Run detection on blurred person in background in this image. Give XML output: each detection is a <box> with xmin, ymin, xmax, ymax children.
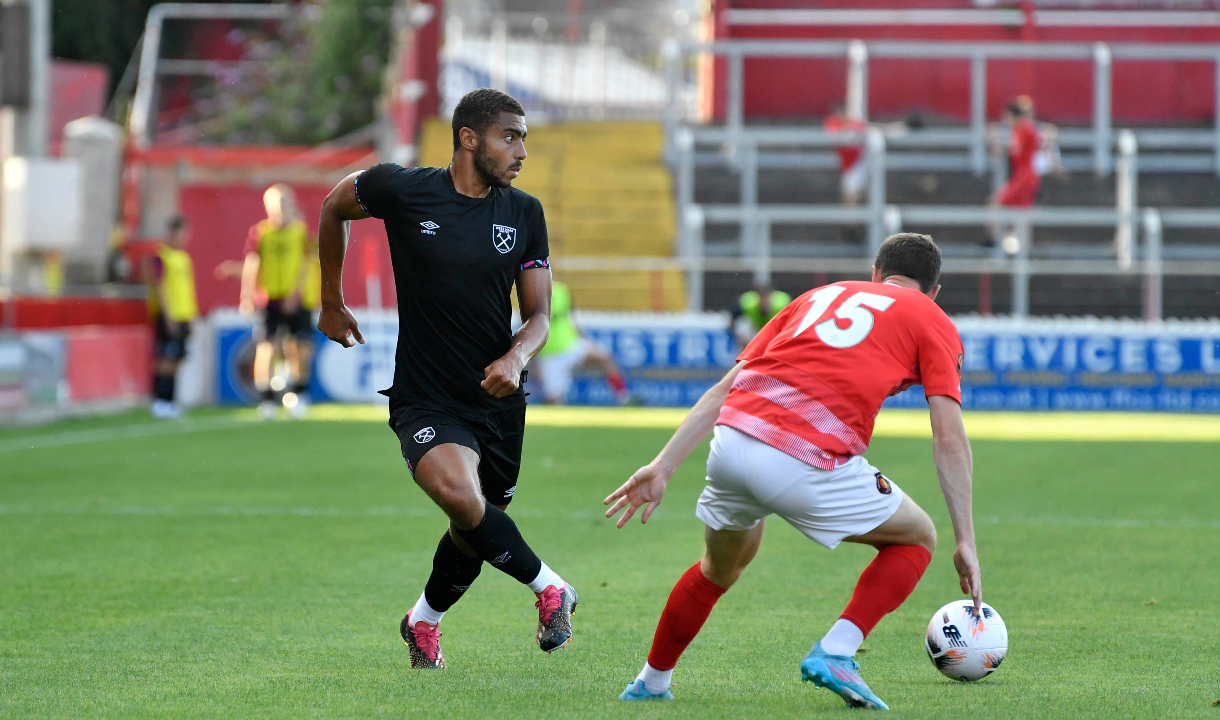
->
<box><xmin>535</xmin><ymin>280</ymin><xmax>630</xmax><ymax>404</ymax></box>
<box><xmin>147</xmin><ymin>216</ymin><xmax>198</xmax><ymax>419</ymax></box>
<box><xmin>824</xmin><ymin>102</ymin><xmax>869</xmax><ymax>209</ymax></box>
<box><xmin>824</xmin><ymin>102</ymin><xmax>920</xmax><ymax>241</ymax></box>
<box><xmin>732</xmin><ymin>284</ymin><xmax>791</xmax><ymax>349</ymax></box>
<box><xmin>989</xmin><ymin>96</ymin><xmax>1041</xmax><ymax>253</ymax></box>
<box><xmin>241</xmin><ymin>184</ymin><xmax>315</xmax><ymax>419</ymax></box>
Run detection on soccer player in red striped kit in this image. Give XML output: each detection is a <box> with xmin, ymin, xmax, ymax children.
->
<box><xmin>605</xmin><ymin>233</ymin><xmax>982</xmax><ymax>710</ymax></box>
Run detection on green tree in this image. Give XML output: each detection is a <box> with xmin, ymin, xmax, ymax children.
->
<box><xmin>204</xmin><ymin>0</ymin><xmax>394</xmax><ymax>144</ymax></box>
<box><xmin>52</xmin><ymin>0</ymin><xmax>393</xmax><ymax>144</ymax></box>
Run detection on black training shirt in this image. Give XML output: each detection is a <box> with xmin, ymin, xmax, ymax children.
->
<box><xmin>354</xmin><ymin>164</ymin><xmax>550</xmax><ymax>412</ymax></box>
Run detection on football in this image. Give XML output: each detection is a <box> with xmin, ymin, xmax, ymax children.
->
<box><xmin>925</xmin><ymin>600</ymin><xmax>1008</xmax><ymax>681</ymax></box>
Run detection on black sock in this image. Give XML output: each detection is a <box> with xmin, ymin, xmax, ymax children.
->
<box><xmin>453</xmin><ymin>502</ymin><xmax>543</xmax><ymax>585</ymax></box>
<box><xmin>153</xmin><ymin>374</ymin><xmax>174</xmax><ymax>402</ymax></box>
<box><xmin>260</xmin><ymin>388</ymin><xmax>274</xmax><ymax>402</ymax></box>
<box><xmin>291</xmin><ymin>380</ymin><xmax>309</xmax><ymax>395</ymax></box>
<box><xmin>422</xmin><ymin>531</ymin><xmax>483</xmax><ymax>612</ymax></box>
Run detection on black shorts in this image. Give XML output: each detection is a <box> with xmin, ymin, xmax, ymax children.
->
<box><xmin>388</xmin><ymin>399</ymin><xmax>527</xmax><ymax>506</ymax></box>
<box><xmin>263</xmin><ymin>300</ymin><xmax>313</xmax><ymax>341</ymax></box>
<box><xmin>154</xmin><ymin>315</ymin><xmax>191</xmax><ymax>360</ymax></box>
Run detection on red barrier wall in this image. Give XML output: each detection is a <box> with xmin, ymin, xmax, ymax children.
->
<box><xmin>0</xmin><ymin>298</ymin><xmax>147</xmax><ymax>329</ymax></box>
<box><xmin>64</xmin><ymin>325</ymin><xmax>152</xmax><ymax>402</ymax></box>
<box><xmin>712</xmin><ymin>1</ymin><xmax>1220</xmax><ymax>123</ymax></box>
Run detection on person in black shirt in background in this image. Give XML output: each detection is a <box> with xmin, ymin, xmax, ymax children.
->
<box><xmin>315</xmin><ymin>89</ymin><xmax>576</xmax><ymax>669</ymax></box>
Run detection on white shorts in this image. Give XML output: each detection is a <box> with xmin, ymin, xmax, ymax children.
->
<box><xmin>536</xmin><ymin>338</ymin><xmax>595</xmax><ymax>400</ymax></box>
<box><xmin>695</xmin><ymin>425</ymin><xmax>903</xmax><ymax>549</ymax></box>
<box><xmin>841</xmin><ymin>157</ymin><xmax>869</xmax><ymax>197</ymax></box>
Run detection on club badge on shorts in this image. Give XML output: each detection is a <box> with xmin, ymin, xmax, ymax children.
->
<box><xmin>413</xmin><ymin>426</ymin><xmax>436</xmax><ymax>444</ymax></box>
<box><xmin>875</xmin><ymin>472</ymin><xmax>893</xmax><ymax>495</ymax></box>
<box><xmin>492</xmin><ymin>224</ymin><xmax>517</xmax><ymax>254</ymax></box>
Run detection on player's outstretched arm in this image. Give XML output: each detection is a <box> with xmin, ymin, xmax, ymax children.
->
<box><xmin>928</xmin><ymin>394</ymin><xmax>982</xmax><ymax>615</ymax></box>
<box><xmin>604</xmin><ymin>360</ymin><xmax>745</xmax><ymax>528</ymax></box>
<box><xmin>316</xmin><ymin>171</ymin><xmax>369</xmax><ymax>348</ymax></box>
<box><xmin>238</xmin><ymin>253</ymin><xmax>259</xmax><ymax>315</ymax></box>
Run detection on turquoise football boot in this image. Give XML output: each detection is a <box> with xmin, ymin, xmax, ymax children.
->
<box><xmin>618</xmin><ymin>679</ymin><xmax>674</xmax><ymax>702</ymax></box>
<box><xmin>800</xmin><ymin>642</ymin><xmax>889</xmax><ymax>710</ymax></box>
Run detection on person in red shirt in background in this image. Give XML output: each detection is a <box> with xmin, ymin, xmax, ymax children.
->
<box><xmin>824</xmin><ymin>101</ymin><xmax>869</xmax><ymax>207</ymax></box>
<box><xmin>994</xmin><ymin>96</ymin><xmax>1040</xmax><ymax>209</ymax></box>
<box><xmin>988</xmin><ymin>96</ymin><xmax>1041</xmax><ymax>253</ymax></box>
<box><xmin>824</xmin><ymin>102</ymin><xmax>920</xmax><ymax>243</ymax></box>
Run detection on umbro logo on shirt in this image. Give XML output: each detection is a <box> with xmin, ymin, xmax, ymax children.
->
<box><xmin>420</xmin><ymin>220</ymin><xmax>439</xmax><ymax>235</ymax></box>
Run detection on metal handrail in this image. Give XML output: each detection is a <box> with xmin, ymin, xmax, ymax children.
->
<box><xmin>673</xmin><ymin>117</ymin><xmax>1219</xmax><ymax>319</ymax></box>
<box><xmin>665</xmin><ymin>39</ymin><xmax>1220</xmax><ymax>178</ymax></box>
<box><xmin>674</xmin><ymin>200</ymin><xmax>1218</xmax><ymax>320</ymax></box>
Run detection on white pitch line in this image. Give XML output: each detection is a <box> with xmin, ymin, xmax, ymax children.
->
<box><xmin>0</xmin><ymin>504</ymin><xmax>1215</xmax><ymax>529</ymax></box>
<box><xmin>0</xmin><ymin>417</ymin><xmax>248</xmax><ymax>454</ymax></box>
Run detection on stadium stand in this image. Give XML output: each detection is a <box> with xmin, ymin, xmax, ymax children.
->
<box><xmin>419</xmin><ymin>117</ymin><xmax>686</xmax><ymax>311</ymax></box>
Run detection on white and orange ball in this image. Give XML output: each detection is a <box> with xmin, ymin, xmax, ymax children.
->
<box><xmin>925</xmin><ymin>600</ymin><xmax>1008</xmax><ymax>681</ymax></box>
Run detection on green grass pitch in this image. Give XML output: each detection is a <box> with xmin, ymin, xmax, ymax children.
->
<box><xmin>2</xmin><ymin>408</ymin><xmax>1218</xmax><ymax>718</ymax></box>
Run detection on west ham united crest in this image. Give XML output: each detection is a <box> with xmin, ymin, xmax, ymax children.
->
<box><xmin>492</xmin><ymin>224</ymin><xmax>517</xmax><ymax>254</ymax></box>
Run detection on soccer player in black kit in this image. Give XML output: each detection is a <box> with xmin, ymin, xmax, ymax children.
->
<box><xmin>315</xmin><ymin>89</ymin><xmax>576</xmax><ymax>669</ymax></box>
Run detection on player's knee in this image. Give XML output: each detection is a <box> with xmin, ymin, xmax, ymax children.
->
<box><xmin>418</xmin><ymin>475</ymin><xmax>483</xmax><ymax>528</ymax></box>
<box><xmin>440</xmin><ymin>492</ymin><xmax>485</xmax><ymax>530</ymax></box>
<box><xmin>921</xmin><ymin>524</ymin><xmax>937</xmax><ymax>555</ymax></box>
<box><xmin>699</xmin><ymin>554</ymin><xmax>741</xmax><ymax>589</ymax></box>
<box><xmin>914</xmin><ymin>512</ymin><xmax>937</xmax><ymax>554</ymax></box>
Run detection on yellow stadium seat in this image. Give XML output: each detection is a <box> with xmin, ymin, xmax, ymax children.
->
<box><xmin>418</xmin><ymin>117</ymin><xmax>684</xmax><ymax>311</ymax></box>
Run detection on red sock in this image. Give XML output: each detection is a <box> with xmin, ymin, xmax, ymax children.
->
<box><xmin>607</xmin><ymin>371</ymin><xmax>627</xmax><ymax>395</ymax></box>
<box><xmin>646</xmin><ymin>563</ymin><xmax>728</xmax><ymax>671</ymax></box>
<box><xmin>839</xmin><ymin>545</ymin><xmax>932</xmax><ymax>636</ymax></box>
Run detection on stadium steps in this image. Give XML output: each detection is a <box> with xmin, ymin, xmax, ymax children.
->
<box><xmin>694</xmin><ymin>164</ymin><xmax>1220</xmax><ymax>318</ymax></box>
<box><xmin>418</xmin><ymin>117</ymin><xmax>683</xmax><ymax>311</ymax></box>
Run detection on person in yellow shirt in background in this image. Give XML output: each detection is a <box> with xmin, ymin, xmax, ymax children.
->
<box><xmin>731</xmin><ymin>284</ymin><xmax>791</xmax><ymax>349</ymax></box>
<box><xmin>535</xmin><ymin>281</ymin><xmax>631</xmax><ymax>405</ymax></box>
<box><xmin>148</xmin><ymin>216</ymin><xmax>198</xmax><ymax>419</ymax></box>
<box><xmin>240</xmin><ymin>184</ymin><xmax>317</xmax><ymax>419</ymax></box>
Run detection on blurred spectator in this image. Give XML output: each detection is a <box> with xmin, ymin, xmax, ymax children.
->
<box><xmin>241</xmin><ymin>185</ymin><xmax>315</xmax><ymax>419</ymax></box>
<box><xmin>732</xmin><ymin>284</ymin><xmax>791</xmax><ymax>348</ymax></box>
<box><xmin>107</xmin><ymin>225</ymin><xmax>131</xmax><ymax>284</ymax></box>
<box><xmin>824</xmin><ymin>102</ymin><xmax>869</xmax><ymax>207</ymax></box>
<box><xmin>987</xmin><ymin>96</ymin><xmax>1056</xmax><ymax>254</ymax></box>
<box><xmin>147</xmin><ymin>216</ymin><xmax>198</xmax><ymax>419</ymax></box>
<box><xmin>534</xmin><ymin>281</ymin><xmax>631</xmax><ymax>404</ymax></box>
<box><xmin>992</xmin><ymin>96</ymin><xmax>1041</xmax><ymax>211</ymax></box>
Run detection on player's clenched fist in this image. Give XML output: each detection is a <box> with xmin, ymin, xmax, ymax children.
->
<box><xmin>318</xmin><ymin>303</ymin><xmax>365</xmax><ymax>348</ymax></box>
<box><xmin>482</xmin><ymin>354</ymin><xmax>523</xmax><ymax>398</ymax></box>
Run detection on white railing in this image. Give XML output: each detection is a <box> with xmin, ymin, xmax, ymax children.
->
<box><xmin>441</xmin><ymin>11</ymin><xmax>696</xmax><ymax>121</ymax></box>
<box><xmin>665</xmin><ymin>39</ymin><xmax>1220</xmax><ymax>177</ymax></box>
<box><xmin>665</xmin><ymin>125</ymin><xmax>1220</xmax><ymax>319</ymax></box>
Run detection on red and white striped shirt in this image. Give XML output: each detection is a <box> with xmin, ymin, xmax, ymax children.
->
<box><xmin>718</xmin><ymin>281</ymin><xmax>963</xmax><ymax>470</ymax></box>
